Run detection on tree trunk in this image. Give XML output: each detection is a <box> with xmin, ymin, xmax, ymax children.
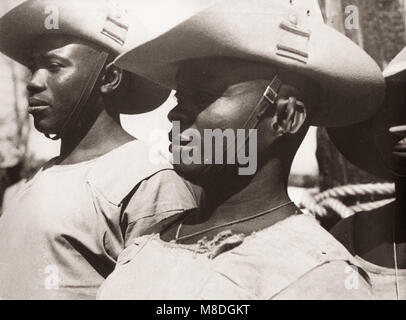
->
<box><xmin>324</xmin><ymin>0</ymin><xmax>346</xmax><ymax>32</ymax></box>
<box><xmin>403</xmin><ymin>0</ymin><xmax>406</xmax><ymax>42</ymax></box>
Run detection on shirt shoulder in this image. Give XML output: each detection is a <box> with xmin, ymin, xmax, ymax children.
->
<box><xmin>218</xmin><ymin>214</ymin><xmax>363</xmax><ymax>299</ymax></box>
<box><xmin>125</xmin><ymin>169</ymin><xmax>201</xmax><ymax>217</ymax></box>
<box><xmin>122</xmin><ymin>169</ymin><xmax>201</xmax><ymax>239</ymax></box>
<box><xmin>255</xmin><ymin>214</ymin><xmax>356</xmax><ymax>263</ymax></box>
<box><xmin>271</xmin><ymin>260</ymin><xmax>373</xmax><ymax>300</ymax></box>
<box><xmin>86</xmin><ymin>140</ymin><xmax>173</xmax><ymax>206</ymax></box>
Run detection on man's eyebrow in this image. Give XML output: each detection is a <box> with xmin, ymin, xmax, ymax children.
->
<box><xmin>176</xmin><ymin>84</ymin><xmax>223</xmax><ymax>97</ymax></box>
<box><xmin>31</xmin><ymin>52</ymin><xmax>71</xmax><ymax>64</ymax></box>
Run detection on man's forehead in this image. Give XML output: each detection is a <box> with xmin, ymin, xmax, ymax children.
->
<box><xmin>31</xmin><ymin>35</ymin><xmax>102</xmax><ymax>59</ymax></box>
<box><xmin>177</xmin><ymin>57</ymin><xmax>277</xmax><ymax>88</ymax></box>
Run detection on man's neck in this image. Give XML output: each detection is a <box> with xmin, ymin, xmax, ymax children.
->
<box><xmin>209</xmin><ymin>161</ymin><xmax>290</xmax><ymax>214</ymax></box>
<box><xmin>177</xmin><ymin>159</ymin><xmax>295</xmax><ymax>243</ymax></box>
<box><xmin>58</xmin><ymin>109</ymin><xmax>134</xmax><ymax>165</ymax></box>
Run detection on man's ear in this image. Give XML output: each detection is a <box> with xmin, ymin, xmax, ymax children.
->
<box><xmin>270</xmin><ymin>97</ymin><xmax>307</xmax><ymax>135</ymax></box>
<box><xmin>100</xmin><ymin>63</ymin><xmax>123</xmax><ymax>94</ymax></box>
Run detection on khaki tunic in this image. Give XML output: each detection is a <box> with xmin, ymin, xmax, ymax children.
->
<box><xmin>98</xmin><ymin>214</ymin><xmax>372</xmax><ymax>300</ymax></box>
<box><xmin>0</xmin><ymin>140</ymin><xmax>199</xmax><ymax>299</ymax></box>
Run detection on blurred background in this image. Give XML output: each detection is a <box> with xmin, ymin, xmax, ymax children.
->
<box><xmin>0</xmin><ymin>0</ymin><xmax>404</xmax><ymax>227</ymax></box>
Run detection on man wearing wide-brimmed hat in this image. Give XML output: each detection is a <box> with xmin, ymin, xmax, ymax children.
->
<box><xmin>97</xmin><ymin>0</ymin><xmax>385</xmax><ymax>299</ymax></box>
<box><xmin>0</xmin><ymin>0</ymin><xmax>201</xmax><ymax>299</ymax></box>
<box><xmin>329</xmin><ymin>49</ymin><xmax>406</xmax><ymax>300</ymax></box>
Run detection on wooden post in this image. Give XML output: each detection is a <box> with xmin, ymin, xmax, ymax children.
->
<box><xmin>324</xmin><ymin>0</ymin><xmax>346</xmax><ymax>33</ymax></box>
<box><xmin>352</xmin><ymin>0</ymin><xmax>364</xmax><ymax>48</ymax></box>
<box><xmin>402</xmin><ymin>0</ymin><xmax>406</xmax><ymax>42</ymax></box>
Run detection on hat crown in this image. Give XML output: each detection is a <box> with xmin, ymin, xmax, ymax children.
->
<box><xmin>115</xmin><ymin>0</ymin><xmax>384</xmax><ymax>127</ymax></box>
<box><xmin>0</xmin><ymin>0</ymin><xmax>135</xmax><ymax>58</ymax></box>
<box><xmin>120</xmin><ymin>0</ymin><xmax>324</xmax><ymax>51</ymax></box>
<box><xmin>203</xmin><ymin>0</ymin><xmax>323</xmax><ymax>25</ymax></box>
<box><xmin>102</xmin><ymin>0</ymin><xmax>130</xmax><ymax>45</ymax></box>
<box><xmin>0</xmin><ymin>0</ymin><xmax>172</xmax><ymax>114</ymax></box>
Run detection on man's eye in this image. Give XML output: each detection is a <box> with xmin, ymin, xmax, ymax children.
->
<box><xmin>47</xmin><ymin>63</ymin><xmax>62</xmax><ymax>71</ymax></box>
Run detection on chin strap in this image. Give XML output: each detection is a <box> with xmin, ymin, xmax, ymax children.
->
<box><xmin>45</xmin><ymin>51</ymin><xmax>110</xmax><ymax>141</ymax></box>
<box><xmin>198</xmin><ymin>74</ymin><xmax>283</xmax><ymax>181</ymax></box>
<box><xmin>235</xmin><ymin>74</ymin><xmax>283</xmax><ymax>156</ymax></box>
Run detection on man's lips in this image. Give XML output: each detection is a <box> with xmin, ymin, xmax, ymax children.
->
<box><xmin>28</xmin><ymin>98</ymin><xmax>50</xmax><ymax>114</ymax></box>
<box><xmin>168</xmin><ymin>131</ymin><xmax>193</xmax><ymax>144</ymax></box>
<box><xmin>28</xmin><ymin>105</ymin><xmax>49</xmax><ymax>113</ymax></box>
<box><xmin>168</xmin><ymin>131</ymin><xmax>195</xmax><ymax>154</ymax></box>
<box><xmin>169</xmin><ymin>144</ymin><xmax>196</xmax><ymax>155</ymax></box>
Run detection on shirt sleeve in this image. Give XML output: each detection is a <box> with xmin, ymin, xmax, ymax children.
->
<box><xmin>121</xmin><ymin>169</ymin><xmax>201</xmax><ymax>246</ymax></box>
<box><xmin>271</xmin><ymin>260</ymin><xmax>373</xmax><ymax>300</ymax></box>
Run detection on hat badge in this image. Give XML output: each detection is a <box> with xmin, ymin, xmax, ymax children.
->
<box><xmin>276</xmin><ymin>9</ymin><xmax>311</xmax><ymax>64</ymax></box>
<box><xmin>101</xmin><ymin>0</ymin><xmax>129</xmax><ymax>46</ymax></box>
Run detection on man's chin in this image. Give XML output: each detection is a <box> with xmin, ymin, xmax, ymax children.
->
<box><xmin>173</xmin><ymin>163</ymin><xmax>209</xmax><ymax>183</ymax></box>
<box><xmin>32</xmin><ymin>120</ymin><xmax>57</xmax><ymax>137</ymax></box>
<box><xmin>173</xmin><ymin>163</ymin><xmax>236</xmax><ymax>186</ymax></box>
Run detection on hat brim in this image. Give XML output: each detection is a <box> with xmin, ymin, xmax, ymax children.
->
<box><xmin>383</xmin><ymin>63</ymin><xmax>406</xmax><ymax>81</ymax></box>
<box><xmin>383</xmin><ymin>47</ymin><xmax>406</xmax><ymax>81</ymax></box>
<box><xmin>0</xmin><ymin>0</ymin><xmax>171</xmax><ymax>114</ymax></box>
<box><xmin>328</xmin><ymin>47</ymin><xmax>406</xmax><ymax>179</ymax></box>
<box><xmin>115</xmin><ymin>4</ymin><xmax>384</xmax><ymax>127</ymax></box>
<box><xmin>328</xmin><ymin>84</ymin><xmax>403</xmax><ymax>181</ymax></box>
<box><xmin>121</xmin><ymin>73</ymin><xmax>171</xmax><ymax>114</ymax></box>
<box><xmin>327</xmin><ymin>121</ymin><xmax>393</xmax><ymax>180</ymax></box>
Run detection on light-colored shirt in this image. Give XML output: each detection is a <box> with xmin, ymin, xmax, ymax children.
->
<box><xmin>332</xmin><ymin>208</ymin><xmax>406</xmax><ymax>300</ymax></box>
<box><xmin>0</xmin><ymin>140</ymin><xmax>200</xmax><ymax>300</ymax></box>
<box><xmin>97</xmin><ymin>213</ymin><xmax>372</xmax><ymax>300</ymax></box>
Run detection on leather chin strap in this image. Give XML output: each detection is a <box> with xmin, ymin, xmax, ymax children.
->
<box><xmin>235</xmin><ymin>75</ymin><xmax>283</xmax><ymax>156</ymax></box>
<box><xmin>198</xmin><ymin>75</ymin><xmax>283</xmax><ymax>180</ymax></box>
<box><xmin>45</xmin><ymin>51</ymin><xmax>110</xmax><ymax>141</ymax></box>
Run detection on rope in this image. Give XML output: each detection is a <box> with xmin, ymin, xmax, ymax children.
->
<box><xmin>314</xmin><ymin>183</ymin><xmax>395</xmax><ymax>202</ymax></box>
<box><xmin>299</xmin><ymin>188</ymin><xmax>328</xmax><ymax>218</ymax></box>
<box><xmin>298</xmin><ymin>183</ymin><xmax>395</xmax><ymax>220</ymax></box>
<box><xmin>350</xmin><ymin>198</ymin><xmax>395</xmax><ymax>213</ymax></box>
<box><xmin>319</xmin><ymin>198</ymin><xmax>355</xmax><ymax>219</ymax></box>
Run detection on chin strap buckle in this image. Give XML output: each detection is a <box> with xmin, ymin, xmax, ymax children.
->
<box><xmin>45</xmin><ymin>133</ymin><xmax>60</xmax><ymax>141</ymax></box>
<box><xmin>254</xmin><ymin>75</ymin><xmax>283</xmax><ymax>120</ymax></box>
<box><xmin>101</xmin><ymin>0</ymin><xmax>129</xmax><ymax>46</ymax></box>
<box><xmin>263</xmin><ymin>75</ymin><xmax>282</xmax><ymax>105</ymax></box>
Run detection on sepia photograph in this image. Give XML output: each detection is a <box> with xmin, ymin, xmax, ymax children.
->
<box><xmin>0</xmin><ymin>0</ymin><xmax>405</xmax><ymax>306</ymax></box>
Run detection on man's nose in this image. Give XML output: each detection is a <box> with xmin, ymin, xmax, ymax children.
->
<box><xmin>167</xmin><ymin>105</ymin><xmax>195</xmax><ymax>125</ymax></box>
<box><xmin>27</xmin><ymin>70</ymin><xmax>47</xmax><ymax>94</ymax></box>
